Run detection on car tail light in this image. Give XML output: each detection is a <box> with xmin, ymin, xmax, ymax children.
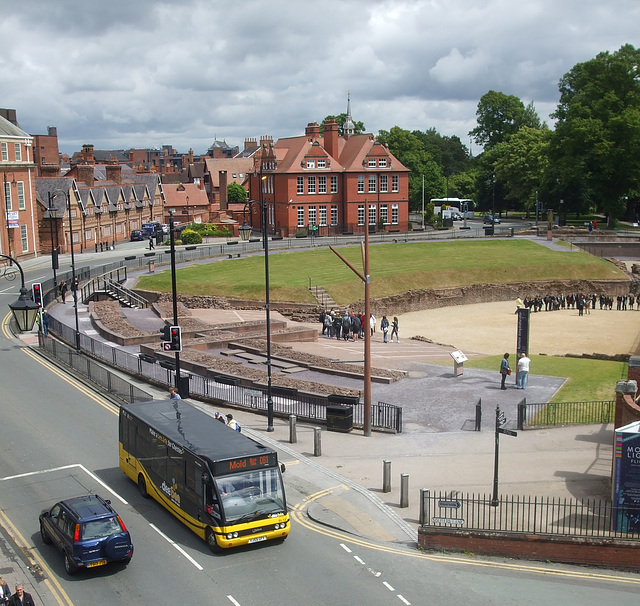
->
<box><xmin>117</xmin><ymin>516</ymin><xmax>127</xmax><ymax>533</ymax></box>
<box><xmin>74</xmin><ymin>524</ymin><xmax>80</xmax><ymax>542</ymax></box>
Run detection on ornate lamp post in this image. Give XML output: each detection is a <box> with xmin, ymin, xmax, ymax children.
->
<box><xmin>1</xmin><ymin>253</ymin><xmax>40</xmax><ymax>331</ymax></box>
<box><xmin>46</xmin><ymin>193</ymin><xmax>59</xmax><ymax>289</ymax></box>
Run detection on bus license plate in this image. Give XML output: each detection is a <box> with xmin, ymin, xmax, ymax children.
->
<box><xmin>248</xmin><ymin>536</ymin><xmax>266</xmax><ymax>544</ymax></box>
<box><xmin>88</xmin><ymin>560</ymin><xmax>107</xmax><ymax>568</ymax></box>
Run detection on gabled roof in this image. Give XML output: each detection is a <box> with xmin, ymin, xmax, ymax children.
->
<box><xmin>0</xmin><ymin>114</ymin><xmax>31</xmax><ymax>139</ymax></box>
<box><xmin>203</xmin><ymin>157</ymin><xmax>253</xmax><ymax>188</ymax></box>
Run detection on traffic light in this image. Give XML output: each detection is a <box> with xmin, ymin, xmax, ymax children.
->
<box><xmin>159</xmin><ymin>324</ymin><xmax>171</xmax><ymax>345</ymax></box>
<box><xmin>32</xmin><ymin>283</ymin><xmax>43</xmax><ymax>307</ymax></box>
<box><xmin>169</xmin><ymin>326</ymin><xmax>182</xmax><ymax>352</ymax></box>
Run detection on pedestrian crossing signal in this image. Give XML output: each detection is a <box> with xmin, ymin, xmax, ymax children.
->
<box><xmin>32</xmin><ymin>283</ymin><xmax>43</xmax><ymax>307</ymax></box>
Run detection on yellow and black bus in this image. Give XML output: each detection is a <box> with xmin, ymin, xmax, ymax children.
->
<box><xmin>119</xmin><ymin>399</ymin><xmax>289</xmax><ymax>552</ymax></box>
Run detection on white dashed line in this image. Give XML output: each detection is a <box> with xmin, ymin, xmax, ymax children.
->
<box><xmin>149</xmin><ymin>523</ymin><xmax>203</xmax><ymax>570</ymax></box>
<box><xmin>340</xmin><ymin>543</ymin><xmax>352</xmax><ymax>553</ymax></box>
<box><xmin>383</xmin><ymin>581</ymin><xmax>395</xmax><ymax>591</ymax></box>
<box><xmin>354</xmin><ymin>555</ymin><xmax>366</xmax><ymax>565</ymax></box>
<box><xmin>397</xmin><ymin>595</ymin><xmax>411</xmax><ymax>605</ymax></box>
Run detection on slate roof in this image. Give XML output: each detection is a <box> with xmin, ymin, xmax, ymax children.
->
<box><xmin>0</xmin><ymin>114</ymin><xmax>30</xmax><ymax>138</ymax></box>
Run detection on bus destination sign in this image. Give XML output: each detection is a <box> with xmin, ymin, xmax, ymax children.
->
<box><xmin>214</xmin><ymin>452</ymin><xmax>278</xmax><ymax>475</ymax></box>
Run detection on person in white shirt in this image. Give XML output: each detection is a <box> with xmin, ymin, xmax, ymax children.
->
<box><xmin>370</xmin><ymin>314</ymin><xmax>376</xmax><ymax>337</ymax></box>
<box><xmin>517</xmin><ymin>353</ymin><xmax>531</xmax><ymax>389</ymax></box>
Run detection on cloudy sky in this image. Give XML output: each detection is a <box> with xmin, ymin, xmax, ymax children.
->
<box><xmin>2</xmin><ymin>0</ymin><xmax>638</xmax><ymax>156</ymax></box>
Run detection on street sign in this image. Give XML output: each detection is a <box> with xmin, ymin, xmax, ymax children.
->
<box><xmin>498</xmin><ymin>428</ymin><xmax>518</xmax><ymax>437</ymax></box>
<box><xmin>437</xmin><ymin>500</ymin><xmax>461</xmax><ymax>509</ymax></box>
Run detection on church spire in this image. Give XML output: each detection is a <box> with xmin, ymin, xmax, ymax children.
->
<box><xmin>343</xmin><ymin>90</ymin><xmax>355</xmax><ymax>137</ymax></box>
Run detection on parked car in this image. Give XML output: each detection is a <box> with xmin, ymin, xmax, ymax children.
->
<box><xmin>130</xmin><ymin>230</ymin><xmax>145</xmax><ymax>241</ymax></box>
<box><xmin>39</xmin><ymin>494</ymin><xmax>133</xmax><ymax>575</ymax></box>
<box><xmin>483</xmin><ymin>214</ymin><xmax>501</xmax><ymax>225</ymax></box>
<box><xmin>451</xmin><ymin>212</ymin><xmax>463</xmax><ymax>221</ymax></box>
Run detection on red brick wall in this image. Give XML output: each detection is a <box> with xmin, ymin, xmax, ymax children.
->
<box><xmin>418</xmin><ymin>527</ymin><xmax>640</xmax><ymax>571</ymax></box>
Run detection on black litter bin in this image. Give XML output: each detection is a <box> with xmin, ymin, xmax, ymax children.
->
<box><xmin>326</xmin><ymin>405</ymin><xmax>353</xmax><ymax>433</ymax></box>
<box><xmin>178</xmin><ymin>373</ymin><xmax>191</xmax><ymax>399</ymax></box>
<box><xmin>483</xmin><ymin>225</ymin><xmax>494</xmax><ymax>236</ymax></box>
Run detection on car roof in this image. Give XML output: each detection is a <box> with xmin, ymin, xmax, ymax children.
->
<box><xmin>62</xmin><ymin>495</ymin><xmax>113</xmax><ymax>520</ymax></box>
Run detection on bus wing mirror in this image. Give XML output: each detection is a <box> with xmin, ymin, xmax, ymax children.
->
<box><xmin>280</xmin><ymin>463</ymin><xmax>286</xmax><ymax>474</ymax></box>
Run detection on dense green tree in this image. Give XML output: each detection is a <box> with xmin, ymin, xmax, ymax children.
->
<box><xmin>320</xmin><ymin>114</ymin><xmax>366</xmax><ymax>135</ymax></box>
<box><xmin>227</xmin><ymin>182</ymin><xmax>248</xmax><ymax>204</ymax></box>
<box><xmin>377</xmin><ymin>126</ymin><xmax>443</xmax><ymax>209</ymax></box>
<box><xmin>551</xmin><ymin>44</ymin><xmax>640</xmax><ymax>226</ymax></box>
<box><xmin>490</xmin><ymin>127</ymin><xmax>551</xmax><ymax>216</ymax></box>
<box><xmin>470</xmin><ymin>90</ymin><xmax>541</xmax><ymax>150</ymax></box>
<box><xmin>411</xmin><ymin>128</ymin><xmax>472</xmax><ymax>175</ymax></box>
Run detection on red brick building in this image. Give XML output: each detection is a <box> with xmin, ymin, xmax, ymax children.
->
<box><xmin>246</xmin><ymin>119</ymin><xmax>410</xmax><ymax>237</ymax></box>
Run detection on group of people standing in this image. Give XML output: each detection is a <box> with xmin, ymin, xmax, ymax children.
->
<box><xmin>319</xmin><ymin>310</ymin><xmax>399</xmax><ymax>343</ymax></box>
<box><xmin>500</xmin><ymin>352</ymin><xmax>530</xmax><ymax>390</ymax></box>
<box><xmin>521</xmin><ymin>292</ymin><xmax>639</xmax><ymax>315</ymax></box>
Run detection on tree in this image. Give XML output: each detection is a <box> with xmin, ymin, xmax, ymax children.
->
<box><xmin>320</xmin><ymin>114</ymin><xmax>366</xmax><ymax>135</ymax></box>
<box><xmin>470</xmin><ymin>90</ymin><xmax>541</xmax><ymax>150</ymax></box>
<box><xmin>227</xmin><ymin>182</ymin><xmax>247</xmax><ymax>204</ymax></box>
<box><xmin>551</xmin><ymin>44</ymin><xmax>640</xmax><ymax>226</ymax></box>
<box><xmin>491</xmin><ymin>127</ymin><xmax>551</xmax><ymax>216</ymax></box>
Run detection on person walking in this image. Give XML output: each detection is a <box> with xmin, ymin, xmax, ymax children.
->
<box><xmin>226</xmin><ymin>413</ymin><xmax>240</xmax><ymax>431</ymax></box>
<box><xmin>0</xmin><ymin>575</ymin><xmax>11</xmax><ymax>604</ymax></box>
<box><xmin>516</xmin><ymin>352</ymin><xmax>531</xmax><ymax>389</ymax></box>
<box><xmin>7</xmin><ymin>584</ymin><xmax>35</xmax><ymax>606</ymax></box>
<box><xmin>41</xmin><ymin>310</ymin><xmax>50</xmax><ymax>337</ymax></box>
<box><xmin>390</xmin><ymin>317</ymin><xmax>399</xmax><ymax>342</ymax></box>
<box><xmin>370</xmin><ymin>313</ymin><xmax>376</xmax><ymax>337</ymax></box>
<box><xmin>59</xmin><ymin>280</ymin><xmax>67</xmax><ymax>304</ymax></box>
<box><xmin>380</xmin><ymin>315</ymin><xmax>389</xmax><ymax>343</ymax></box>
<box><xmin>324</xmin><ymin>311</ymin><xmax>333</xmax><ymax>338</ymax></box>
<box><xmin>500</xmin><ymin>353</ymin><xmax>511</xmax><ymax>390</ymax></box>
<box><xmin>168</xmin><ymin>386</ymin><xmax>181</xmax><ymax>399</ymax></box>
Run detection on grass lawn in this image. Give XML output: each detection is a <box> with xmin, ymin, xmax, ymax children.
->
<box><xmin>135</xmin><ymin>239</ymin><xmax>625</xmax><ymax>304</ymax></box>
<box><xmin>464</xmin><ymin>354</ymin><xmax>627</xmax><ymax>403</ymax></box>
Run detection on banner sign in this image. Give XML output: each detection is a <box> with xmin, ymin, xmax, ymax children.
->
<box><xmin>7</xmin><ymin>211</ymin><xmax>19</xmax><ymax>229</ymax></box>
<box><xmin>516</xmin><ymin>307</ymin><xmax>530</xmax><ymax>355</ymax></box>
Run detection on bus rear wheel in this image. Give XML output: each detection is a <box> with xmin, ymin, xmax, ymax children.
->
<box><xmin>206</xmin><ymin>527</ymin><xmax>222</xmax><ymax>554</ymax></box>
<box><xmin>138</xmin><ymin>474</ymin><xmax>148</xmax><ymax>498</ymax></box>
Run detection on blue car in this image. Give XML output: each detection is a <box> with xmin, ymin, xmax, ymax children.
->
<box><xmin>39</xmin><ymin>494</ymin><xmax>133</xmax><ymax>575</ymax></box>
<box><xmin>130</xmin><ymin>230</ymin><xmax>145</xmax><ymax>241</ymax></box>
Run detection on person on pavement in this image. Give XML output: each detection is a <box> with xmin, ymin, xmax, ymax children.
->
<box><xmin>517</xmin><ymin>352</ymin><xmax>531</xmax><ymax>389</ymax></box>
<box><xmin>500</xmin><ymin>353</ymin><xmax>511</xmax><ymax>390</ymax></box>
<box><xmin>8</xmin><ymin>584</ymin><xmax>35</xmax><ymax>606</ymax></box>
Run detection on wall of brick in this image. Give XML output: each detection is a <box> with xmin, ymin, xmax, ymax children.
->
<box><xmin>418</xmin><ymin>527</ymin><xmax>640</xmax><ymax>571</ymax></box>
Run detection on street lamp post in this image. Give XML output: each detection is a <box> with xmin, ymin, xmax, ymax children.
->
<box><xmin>168</xmin><ymin>210</ymin><xmax>182</xmax><ymax>390</ymax></box>
<box><xmin>241</xmin><ymin>172</ymin><xmax>274</xmax><ymax>431</ymax></box>
<box><xmin>0</xmin><ymin>253</ymin><xmax>40</xmax><ymax>332</ymax></box>
<box><xmin>47</xmin><ymin>193</ymin><xmax>59</xmax><ymax>289</ymax></box>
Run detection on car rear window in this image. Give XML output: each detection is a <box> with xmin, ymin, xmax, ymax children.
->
<box><xmin>81</xmin><ymin>516</ymin><xmax>123</xmax><ymax>540</ymax></box>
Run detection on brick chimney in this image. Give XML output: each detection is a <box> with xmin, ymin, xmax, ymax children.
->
<box><xmin>77</xmin><ymin>164</ymin><xmax>94</xmax><ymax>186</ymax></box>
<box><xmin>81</xmin><ymin>144</ymin><xmax>95</xmax><ymax>164</ymax></box>
<box><xmin>324</xmin><ymin>119</ymin><xmax>339</xmax><ymax>160</ymax></box>
<box><xmin>305</xmin><ymin>122</ymin><xmax>320</xmax><ymax>141</ymax></box>
<box><xmin>219</xmin><ymin>170</ymin><xmax>228</xmax><ymax>211</ymax></box>
<box><xmin>244</xmin><ymin>138</ymin><xmax>257</xmax><ymax>151</ymax></box>
<box><xmin>106</xmin><ymin>163</ymin><xmax>122</xmax><ymax>185</ymax></box>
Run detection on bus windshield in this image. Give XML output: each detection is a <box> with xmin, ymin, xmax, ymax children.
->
<box><xmin>215</xmin><ymin>468</ymin><xmax>286</xmax><ymax>524</ymax></box>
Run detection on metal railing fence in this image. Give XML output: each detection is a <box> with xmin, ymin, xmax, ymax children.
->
<box><xmin>518</xmin><ymin>400</ymin><xmax>615</xmax><ymax>429</ymax></box>
<box><xmin>421</xmin><ymin>491</ymin><xmax>640</xmax><ymax>539</ymax></box>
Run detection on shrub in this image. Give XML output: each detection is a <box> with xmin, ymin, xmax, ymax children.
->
<box><xmin>180</xmin><ymin>229</ymin><xmax>203</xmax><ymax>245</ymax></box>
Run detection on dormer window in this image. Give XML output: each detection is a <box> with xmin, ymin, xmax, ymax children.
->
<box><xmin>379</xmin><ymin>158</ymin><xmax>387</xmax><ymax>167</ymax></box>
<box><xmin>306</xmin><ymin>160</ymin><xmax>315</xmax><ymax>169</ymax></box>
<box><xmin>318</xmin><ymin>159</ymin><xmax>326</xmax><ymax>168</ymax></box>
<box><xmin>368</xmin><ymin>159</ymin><xmax>376</xmax><ymax>168</ymax></box>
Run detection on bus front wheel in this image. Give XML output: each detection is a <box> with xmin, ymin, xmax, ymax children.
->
<box><xmin>206</xmin><ymin>527</ymin><xmax>222</xmax><ymax>554</ymax></box>
<box><xmin>138</xmin><ymin>474</ymin><xmax>149</xmax><ymax>498</ymax></box>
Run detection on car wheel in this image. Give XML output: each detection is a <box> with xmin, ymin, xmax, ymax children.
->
<box><xmin>64</xmin><ymin>552</ymin><xmax>78</xmax><ymax>576</ymax></box>
<box><xmin>138</xmin><ymin>474</ymin><xmax>148</xmax><ymax>498</ymax></box>
<box><xmin>206</xmin><ymin>527</ymin><xmax>222</xmax><ymax>554</ymax></box>
<box><xmin>40</xmin><ymin>522</ymin><xmax>52</xmax><ymax>545</ymax></box>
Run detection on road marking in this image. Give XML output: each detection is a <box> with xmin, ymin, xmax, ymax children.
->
<box><xmin>0</xmin><ymin>463</ymin><xmax>128</xmax><ymax>505</ymax></box>
<box><xmin>227</xmin><ymin>596</ymin><xmax>242</xmax><ymax>605</ymax></box>
<box><xmin>383</xmin><ymin>581</ymin><xmax>395</xmax><ymax>591</ymax></box>
<box><xmin>149</xmin><ymin>524</ymin><xmax>203</xmax><ymax>570</ymax></box>
<box><xmin>354</xmin><ymin>555</ymin><xmax>365</xmax><ymax>565</ymax></box>
<box><xmin>0</xmin><ymin>507</ymin><xmax>74</xmax><ymax>606</ymax></box>
<box><xmin>340</xmin><ymin>543</ymin><xmax>352</xmax><ymax>553</ymax></box>
<box><xmin>397</xmin><ymin>595</ymin><xmax>411</xmax><ymax>605</ymax></box>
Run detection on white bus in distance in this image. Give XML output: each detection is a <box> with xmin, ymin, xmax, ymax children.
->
<box><xmin>430</xmin><ymin>198</ymin><xmax>475</xmax><ymax>219</ymax></box>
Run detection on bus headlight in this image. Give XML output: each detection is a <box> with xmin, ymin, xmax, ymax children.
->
<box><xmin>226</xmin><ymin>532</ymin><xmax>238</xmax><ymax>539</ymax></box>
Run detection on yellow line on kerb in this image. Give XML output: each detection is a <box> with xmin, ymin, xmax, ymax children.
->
<box><xmin>0</xmin><ymin>508</ymin><xmax>74</xmax><ymax>606</ymax></box>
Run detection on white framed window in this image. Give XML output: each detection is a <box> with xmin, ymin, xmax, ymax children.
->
<box><xmin>330</xmin><ymin>176</ymin><xmax>338</xmax><ymax>194</ymax></box>
<box><xmin>297</xmin><ymin>176</ymin><xmax>304</xmax><ymax>194</ymax></box>
<box><xmin>308</xmin><ymin>206</ymin><xmax>317</xmax><ymax>227</ymax></box>
<box><xmin>318</xmin><ymin>176</ymin><xmax>327</xmax><ymax>194</ymax></box>
<box><xmin>357</xmin><ymin>175</ymin><xmax>365</xmax><ymax>193</ymax></box>
<box><xmin>103</xmin><ymin>225</ymin><xmax>111</xmax><ymax>236</ymax></box>
<box><xmin>20</xmin><ymin>224</ymin><xmax>28</xmax><ymax>252</ymax></box>
<box><xmin>381</xmin><ymin>205</ymin><xmax>389</xmax><ymax>224</ymax></box>
<box><xmin>392</xmin><ymin>203</ymin><xmax>399</xmax><ymax>224</ymax></box>
<box><xmin>368</xmin><ymin>159</ymin><xmax>376</xmax><ymax>168</ymax></box>
<box><xmin>318</xmin><ymin>159</ymin><xmax>326</xmax><ymax>168</ymax></box>
<box><xmin>378</xmin><ymin>158</ymin><xmax>387</xmax><ymax>167</ymax></box>
<box><xmin>4</xmin><ymin>182</ymin><xmax>11</xmax><ymax>211</ymax></box>
<box><xmin>319</xmin><ymin>205</ymin><xmax>327</xmax><ymax>226</ymax></box>
<box><xmin>307</xmin><ymin>176</ymin><xmax>316</xmax><ymax>194</ymax></box>
<box><xmin>297</xmin><ymin>207</ymin><xmax>305</xmax><ymax>227</ymax></box>
<box><xmin>331</xmin><ymin>205</ymin><xmax>338</xmax><ymax>226</ymax></box>
<box><xmin>357</xmin><ymin>204</ymin><xmax>365</xmax><ymax>226</ymax></box>
<box><xmin>1</xmin><ymin>142</ymin><xmax>7</xmax><ymax>161</ymax></box>
<box><xmin>380</xmin><ymin>175</ymin><xmax>388</xmax><ymax>192</ymax></box>
<box><xmin>85</xmin><ymin>229</ymin><xmax>93</xmax><ymax>241</ymax></box>
<box><xmin>369</xmin><ymin>204</ymin><xmax>376</xmax><ymax>227</ymax></box>
<box><xmin>392</xmin><ymin>175</ymin><xmax>399</xmax><ymax>192</ymax></box>
<box><xmin>368</xmin><ymin>175</ymin><xmax>376</xmax><ymax>193</ymax></box>
<box><xmin>14</xmin><ymin>143</ymin><xmax>22</xmax><ymax>162</ymax></box>
<box><xmin>17</xmin><ymin>182</ymin><xmax>25</xmax><ymax>210</ymax></box>
<box><xmin>306</xmin><ymin>159</ymin><xmax>315</xmax><ymax>169</ymax></box>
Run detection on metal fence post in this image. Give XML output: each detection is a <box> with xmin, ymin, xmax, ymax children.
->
<box><xmin>313</xmin><ymin>427</ymin><xmax>322</xmax><ymax>457</ymax></box>
<box><xmin>475</xmin><ymin>398</ymin><xmax>482</xmax><ymax>431</ymax></box>
<box><xmin>419</xmin><ymin>489</ymin><xmax>430</xmax><ymax>525</ymax></box>
<box><xmin>400</xmin><ymin>473</ymin><xmax>409</xmax><ymax>508</ymax></box>
<box><xmin>289</xmin><ymin>415</ymin><xmax>297</xmax><ymax>444</ymax></box>
<box><xmin>517</xmin><ymin>398</ymin><xmax>526</xmax><ymax>430</ymax></box>
<box><xmin>383</xmin><ymin>460</ymin><xmax>391</xmax><ymax>493</ymax></box>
